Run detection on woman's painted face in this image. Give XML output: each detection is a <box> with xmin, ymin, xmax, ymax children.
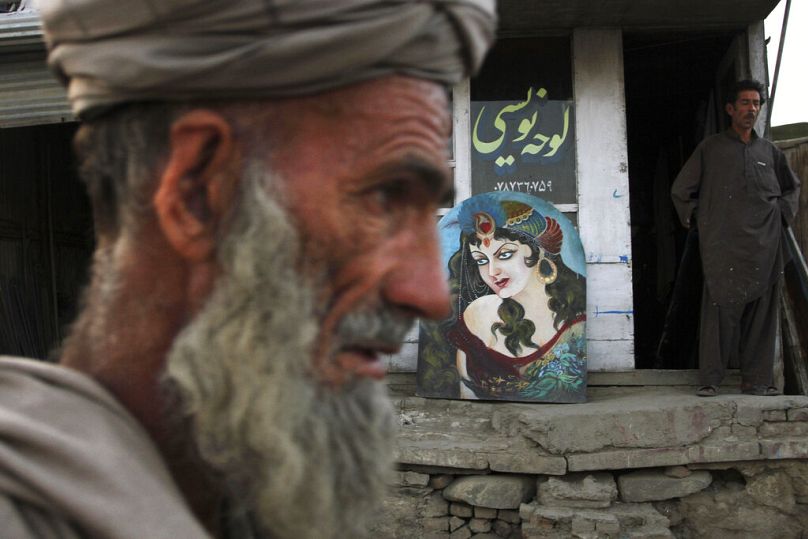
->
<box><xmin>470</xmin><ymin>238</ymin><xmax>534</xmax><ymax>298</ymax></box>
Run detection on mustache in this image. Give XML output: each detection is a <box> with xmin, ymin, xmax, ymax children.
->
<box><xmin>335</xmin><ymin>308</ymin><xmax>414</xmax><ymax>350</ymax></box>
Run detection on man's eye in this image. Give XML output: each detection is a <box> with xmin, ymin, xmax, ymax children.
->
<box><xmin>498</xmin><ymin>251</ymin><xmax>515</xmax><ymax>260</ymax></box>
<box><xmin>370</xmin><ymin>179</ymin><xmax>410</xmax><ymax>211</ymax></box>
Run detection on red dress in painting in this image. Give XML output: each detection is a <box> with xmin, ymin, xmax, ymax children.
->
<box><xmin>446</xmin><ymin>313</ymin><xmax>585</xmax><ymax>399</ymax></box>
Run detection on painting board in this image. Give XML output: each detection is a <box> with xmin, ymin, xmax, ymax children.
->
<box><xmin>417</xmin><ymin>192</ymin><xmax>587</xmax><ymax>403</ymax></box>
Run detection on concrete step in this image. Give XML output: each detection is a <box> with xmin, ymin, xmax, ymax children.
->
<box><xmin>393</xmin><ymin>386</ymin><xmax>808</xmax><ymax>475</ymax></box>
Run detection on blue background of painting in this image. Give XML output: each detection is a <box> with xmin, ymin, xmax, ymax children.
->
<box><xmin>438</xmin><ymin>192</ymin><xmax>586</xmax><ymax>278</ymax></box>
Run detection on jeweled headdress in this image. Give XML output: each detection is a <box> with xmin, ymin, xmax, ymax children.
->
<box><xmin>458</xmin><ymin>198</ymin><xmax>562</xmax><ymax>255</ymax></box>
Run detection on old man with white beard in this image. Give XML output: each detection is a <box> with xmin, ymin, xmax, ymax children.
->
<box><xmin>0</xmin><ymin>2</ymin><xmax>496</xmax><ymax>538</ymax></box>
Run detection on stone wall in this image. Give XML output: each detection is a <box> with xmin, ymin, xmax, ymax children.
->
<box><xmin>373</xmin><ymin>390</ymin><xmax>808</xmax><ymax>538</ymax></box>
<box><xmin>371</xmin><ymin>460</ymin><xmax>808</xmax><ymax>538</ymax></box>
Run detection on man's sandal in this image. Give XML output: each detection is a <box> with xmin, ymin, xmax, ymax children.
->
<box><xmin>741</xmin><ymin>385</ymin><xmax>781</xmax><ymax>396</ymax></box>
<box><xmin>696</xmin><ymin>385</ymin><xmax>718</xmax><ymax>397</ymax></box>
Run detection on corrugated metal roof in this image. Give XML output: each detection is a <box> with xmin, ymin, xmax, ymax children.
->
<box><xmin>0</xmin><ymin>11</ymin><xmax>72</xmax><ymax>128</ymax></box>
<box><xmin>0</xmin><ymin>9</ymin><xmax>42</xmax><ymax>48</ymax></box>
<box><xmin>0</xmin><ymin>51</ymin><xmax>72</xmax><ymax>128</ymax></box>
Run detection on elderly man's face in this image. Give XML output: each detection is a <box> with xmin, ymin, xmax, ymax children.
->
<box><xmin>161</xmin><ymin>76</ymin><xmax>453</xmax><ymax>538</ymax></box>
<box><xmin>267</xmin><ymin>76</ymin><xmax>453</xmax><ymax>386</ymax></box>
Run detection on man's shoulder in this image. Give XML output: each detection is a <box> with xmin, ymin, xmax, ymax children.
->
<box><xmin>0</xmin><ymin>492</ymin><xmax>84</xmax><ymax>539</ymax></box>
<box><xmin>0</xmin><ymin>356</ymin><xmax>161</xmax><ymax>486</ymax></box>
<box><xmin>752</xmin><ymin>134</ymin><xmax>783</xmax><ymax>154</ymax></box>
<box><xmin>0</xmin><ymin>356</ymin><xmax>129</xmax><ymax>424</ymax></box>
<box><xmin>0</xmin><ymin>357</ymin><xmax>209</xmax><ymax>539</ymax></box>
<box><xmin>698</xmin><ymin>131</ymin><xmax>734</xmax><ymax>151</ymax></box>
<box><xmin>1</xmin><ymin>355</ymin><xmax>110</xmax><ymax>392</ymax></box>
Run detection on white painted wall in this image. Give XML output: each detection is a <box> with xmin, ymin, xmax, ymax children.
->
<box><xmin>452</xmin><ymin>78</ymin><xmax>472</xmax><ymax>205</ymax></box>
<box><xmin>573</xmin><ymin>28</ymin><xmax>634</xmax><ymax>370</ymax></box>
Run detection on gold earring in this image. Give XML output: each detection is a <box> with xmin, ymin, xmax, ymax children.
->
<box><xmin>538</xmin><ymin>257</ymin><xmax>557</xmax><ymax>285</ymax></box>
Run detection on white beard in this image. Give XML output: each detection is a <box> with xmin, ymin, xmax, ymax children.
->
<box><xmin>162</xmin><ymin>169</ymin><xmax>399</xmax><ymax>539</ymax></box>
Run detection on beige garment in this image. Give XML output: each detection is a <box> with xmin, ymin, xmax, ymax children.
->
<box><xmin>0</xmin><ymin>356</ymin><xmax>209</xmax><ymax>539</ymax></box>
<box><xmin>37</xmin><ymin>0</ymin><xmax>497</xmax><ymax>119</ymax></box>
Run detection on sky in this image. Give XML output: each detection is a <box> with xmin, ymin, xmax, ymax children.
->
<box><xmin>765</xmin><ymin>0</ymin><xmax>808</xmax><ymax>126</ymax></box>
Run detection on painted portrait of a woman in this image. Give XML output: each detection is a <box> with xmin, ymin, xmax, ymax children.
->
<box><xmin>417</xmin><ymin>192</ymin><xmax>587</xmax><ymax>403</ymax></box>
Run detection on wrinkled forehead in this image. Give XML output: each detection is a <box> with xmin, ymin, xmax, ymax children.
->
<box><xmin>255</xmin><ymin>74</ymin><xmax>454</xmax><ymax>196</ymax></box>
<box><xmin>271</xmin><ymin>76</ymin><xmax>451</xmax><ymax>134</ymax></box>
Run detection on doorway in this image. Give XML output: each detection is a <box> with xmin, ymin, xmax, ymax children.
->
<box><xmin>623</xmin><ymin>30</ymin><xmax>738</xmax><ymax>369</ymax></box>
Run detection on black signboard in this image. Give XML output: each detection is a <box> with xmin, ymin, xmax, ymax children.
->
<box><xmin>471</xmin><ymin>87</ymin><xmax>576</xmax><ymax>203</ymax></box>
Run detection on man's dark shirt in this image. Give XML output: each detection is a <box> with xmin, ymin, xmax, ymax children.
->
<box><xmin>671</xmin><ymin>129</ymin><xmax>800</xmax><ymax>305</ymax></box>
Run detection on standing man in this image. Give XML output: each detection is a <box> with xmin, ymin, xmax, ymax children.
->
<box><xmin>672</xmin><ymin>79</ymin><xmax>800</xmax><ymax>397</ymax></box>
<box><xmin>0</xmin><ymin>2</ymin><xmax>496</xmax><ymax>538</ymax></box>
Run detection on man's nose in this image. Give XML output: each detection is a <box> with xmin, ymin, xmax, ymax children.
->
<box><xmin>383</xmin><ymin>228</ymin><xmax>450</xmax><ymax>320</ymax></box>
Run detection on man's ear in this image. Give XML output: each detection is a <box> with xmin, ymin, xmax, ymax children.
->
<box><xmin>154</xmin><ymin>110</ymin><xmax>240</xmax><ymax>262</ymax></box>
<box><xmin>725</xmin><ymin>102</ymin><xmax>735</xmax><ymax>116</ymax></box>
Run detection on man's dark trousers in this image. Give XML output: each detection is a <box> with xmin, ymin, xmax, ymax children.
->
<box><xmin>699</xmin><ymin>279</ymin><xmax>781</xmax><ymax>388</ymax></box>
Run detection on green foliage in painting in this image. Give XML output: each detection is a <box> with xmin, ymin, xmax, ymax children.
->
<box><xmin>416</xmin><ymin>319</ymin><xmax>459</xmax><ymax>398</ymax></box>
<box><xmin>521</xmin><ymin>335</ymin><xmax>586</xmax><ymax>400</ymax></box>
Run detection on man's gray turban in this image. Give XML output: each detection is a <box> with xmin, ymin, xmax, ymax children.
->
<box><xmin>37</xmin><ymin>0</ymin><xmax>497</xmax><ymax>119</ymax></box>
